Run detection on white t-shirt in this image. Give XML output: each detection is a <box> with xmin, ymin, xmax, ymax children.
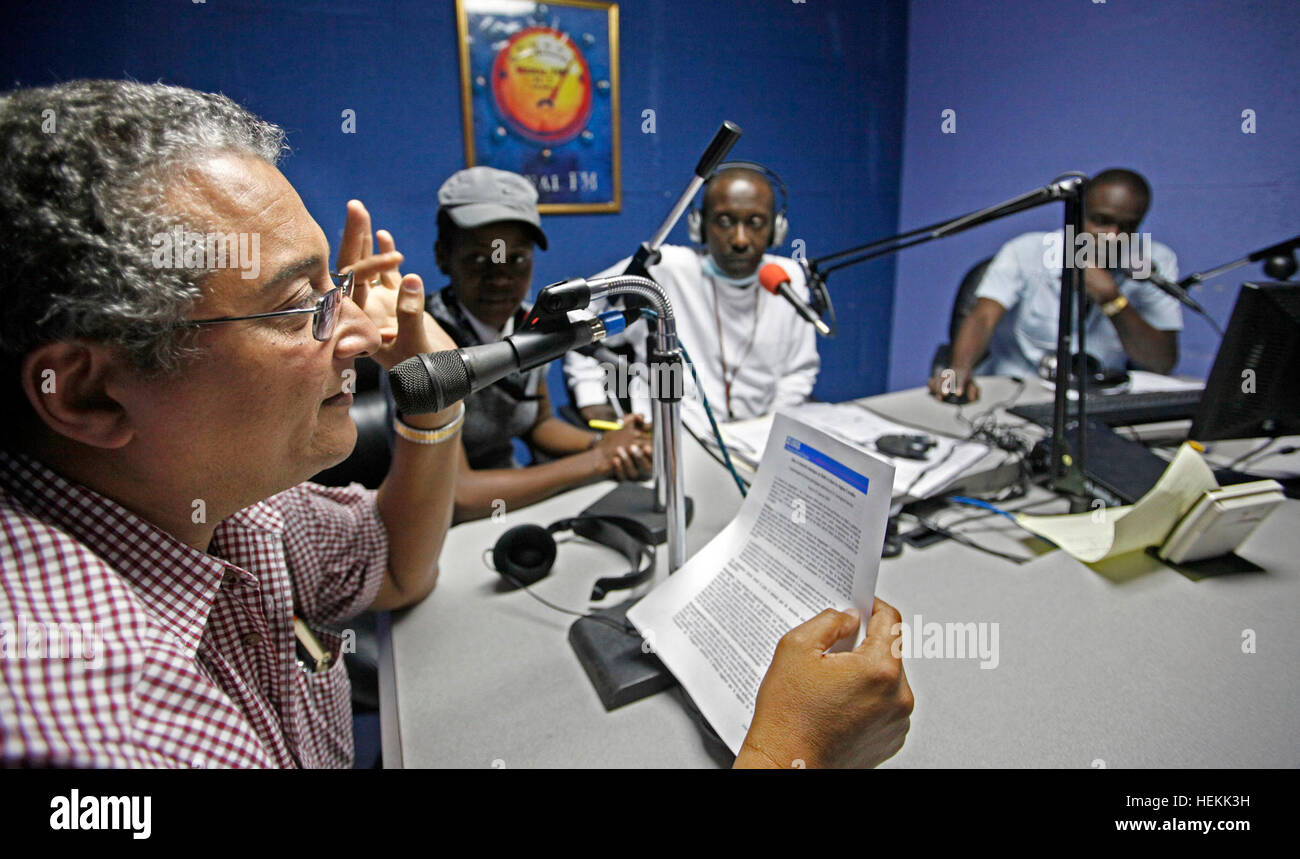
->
<box><xmin>975</xmin><ymin>230</ymin><xmax>1183</xmax><ymax>378</ymax></box>
<box><xmin>563</xmin><ymin>245</ymin><xmax>820</xmax><ymax>423</ymax></box>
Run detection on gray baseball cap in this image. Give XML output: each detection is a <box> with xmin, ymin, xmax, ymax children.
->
<box><xmin>437</xmin><ymin>166</ymin><xmax>548</xmax><ymax>250</ymax></box>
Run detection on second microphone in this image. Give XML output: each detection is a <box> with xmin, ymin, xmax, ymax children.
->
<box><xmin>389</xmin><ymin>310</ymin><xmax>627</xmax><ymax>415</ymax></box>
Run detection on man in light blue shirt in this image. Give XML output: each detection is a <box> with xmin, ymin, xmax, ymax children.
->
<box><xmin>929</xmin><ymin>169</ymin><xmax>1182</xmax><ymax>402</ymax></box>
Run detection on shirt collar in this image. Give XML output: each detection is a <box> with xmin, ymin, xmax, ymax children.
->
<box><xmin>0</xmin><ymin>449</ymin><xmax>263</xmax><ymax>658</ymax></box>
<box><xmin>437</xmin><ymin>285</ymin><xmax>522</xmax><ymax>345</ymax></box>
<box><xmin>464</xmin><ymin>306</ymin><xmax>514</xmax><ymax>343</ymax></box>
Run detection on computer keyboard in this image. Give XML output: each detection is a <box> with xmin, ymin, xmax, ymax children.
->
<box><xmin>1008</xmin><ymin>389</ymin><xmax>1203</xmax><ymax>428</ymax></box>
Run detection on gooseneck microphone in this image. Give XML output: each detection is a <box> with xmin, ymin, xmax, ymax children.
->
<box><xmin>1137</xmin><ymin>266</ymin><xmax>1208</xmax><ymax>315</ymax></box>
<box><xmin>389</xmin><ymin>311</ymin><xmax>626</xmax><ymax>414</ymax></box>
<box><xmin>759</xmin><ymin>263</ymin><xmax>830</xmax><ymax>336</ymax></box>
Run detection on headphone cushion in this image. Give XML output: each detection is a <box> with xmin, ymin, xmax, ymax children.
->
<box><xmin>492</xmin><ymin>523</ymin><xmax>557</xmax><ymax>585</ymax></box>
<box><xmin>771</xmin><ymin>213</ymin><xmax>788</xmax><ymax>248</ymax></box>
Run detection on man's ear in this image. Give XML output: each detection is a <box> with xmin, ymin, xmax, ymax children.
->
<box><xmin>20</xmin><ymin>341</ymin><xmax>135</xmax><ymax>449</ymax></box>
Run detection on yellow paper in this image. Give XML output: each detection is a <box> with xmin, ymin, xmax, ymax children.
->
<box><xmin>1015</xmin><ymin>443</ymin><xmax>1220</xmax><ymax>563</ymax></box>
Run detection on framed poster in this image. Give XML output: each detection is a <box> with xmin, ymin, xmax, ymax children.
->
<box><xmin>456</xmin><ymin>0</ymin><xmax>621</xmax><ymax>214</ymax></box>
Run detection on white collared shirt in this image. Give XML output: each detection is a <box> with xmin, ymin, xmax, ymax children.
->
<box><xmin>975</xmin><ymin>230</ymin><xmax>1183</xmax><ymax>378</ymax></box>
<box><xmin>563</xmin><ymin>246</ymin><xmax>820</xmax><ymax>423</ymax></box>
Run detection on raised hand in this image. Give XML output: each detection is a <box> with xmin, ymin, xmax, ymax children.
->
<box><xmin>335</xmin><ymin>199</ymin><xmax>456</xmax><ymax>369</ymax></box>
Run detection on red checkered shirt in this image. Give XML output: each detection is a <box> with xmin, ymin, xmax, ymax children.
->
<box><xmin>0</xmin><ymin>449</ymin><xmax>387</xmax><ymax>768</ymax></box>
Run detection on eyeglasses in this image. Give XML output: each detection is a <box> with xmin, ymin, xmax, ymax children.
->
<box><xmin>178</xmin><ymin>270</ymin><xmax>355</xmax><ymax>342</ymax></box>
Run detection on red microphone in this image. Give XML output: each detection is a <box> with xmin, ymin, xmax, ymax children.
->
<box><xmin>759</xmin><ymin>263</ymin><xmax>830</xmax><ymax>336</ymax></box>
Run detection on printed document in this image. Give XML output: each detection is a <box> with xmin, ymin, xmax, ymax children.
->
<box><xmin>628</xmin><ymin>413</ymin><xmax>896</xmax><ymax>754</ymax></box>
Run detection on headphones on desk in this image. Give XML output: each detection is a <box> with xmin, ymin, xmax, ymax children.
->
<box><xmin>487</xmin><ymin>515</ymin><xmax>655</xmax><ymax>601</ymax></box>
<box><xmin>686</xmin><ymin>160</ymin><xmax>790</xmax><ymax>248</ymax></box>
<box><xmin>1036</xmin><ymin>352</ymin><xmax>1130</xmax><ymax>389</ymax></box>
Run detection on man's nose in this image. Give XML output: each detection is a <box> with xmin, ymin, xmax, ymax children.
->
<box><xmin>730</xmin><ymin>225</ymin><xmax>751</xmax><ymax>249</ymax></box>
<box><xmin>484</xmin><ymin>268</ymin><xmax>522</xmax><ymax>284</ymax></box>
<box><xmin>335</xmin><ymin>293</ymin><xmax>381</xmax><ymax>359</ymax></box>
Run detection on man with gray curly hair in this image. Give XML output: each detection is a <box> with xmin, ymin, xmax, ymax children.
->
<box><xmin>0</xmin><ymin>80</ymin><xmax>913</xmax><ymax>769</ymax></box>
<box><xmin>0</xmin><ymin>79</ymin><xmax>466</xmax><ymax>767</ymax></box>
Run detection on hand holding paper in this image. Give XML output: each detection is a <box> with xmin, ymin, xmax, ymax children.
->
<box><xmin>629</xmin><ymin>414</ymin><xmax>909</xmax><ymax>765</ymax></box>
<box><xmin>734</xmin><ymin>600</ymin><xmax>914</xmax><ymax>769</ymax></box>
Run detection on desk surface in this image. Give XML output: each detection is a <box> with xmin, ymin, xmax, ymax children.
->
<box><xmin>380</xmin><ymin>381</ymin><xmax>1300</xmax><ymax>768</ymax></box>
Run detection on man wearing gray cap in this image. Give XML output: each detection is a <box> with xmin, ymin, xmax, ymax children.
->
<box><xmin>421</xmin><ymin>166</ymin><xmax>655</xmax><ymax>522</ymax></box>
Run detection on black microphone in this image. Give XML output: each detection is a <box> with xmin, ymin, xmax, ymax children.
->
<box><xmin>695</xmin><ymin>120</ymin><xmax>743</xmax><ymax>178</ymax></box>
<box><xmin>759</xmin><ymin>263</ymin><xmax>830</xmax><ymax>336</ymax></box>
<box><xmin>1132</xmin><ymin>265</ymin><xmax>1208</xmax><ymax>315</ymax></box>
<box><xmin>389</xmin><ymin>311</ymin><xmax>626</xmax><ymax>414</ymax></box>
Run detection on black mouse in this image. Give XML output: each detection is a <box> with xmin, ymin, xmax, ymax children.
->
<box><xmin>942</xmin><ymin>390</ymin><xmax>970</xmax><ymax>405</ymax></box>
<box><xmin>876</xmin><ymin>433</ymin><xmax>937</xmax><ymax>460</ymax></box>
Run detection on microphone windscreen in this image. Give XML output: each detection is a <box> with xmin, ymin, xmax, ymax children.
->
<box><xmin>759</xmin><ymin>262</ymin><xmax>790</xmax><ymax>293</ymax></box>
<box><xmin>389</xmin><ymin>351</ymin><xmax>469</xmax><ymax>415</ymax></box>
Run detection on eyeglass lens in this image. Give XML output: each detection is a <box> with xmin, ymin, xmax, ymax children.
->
<box><xmin>314</xmin><ymin>288</ymin><xmax>340</xmax><ymax>341</ymax></box>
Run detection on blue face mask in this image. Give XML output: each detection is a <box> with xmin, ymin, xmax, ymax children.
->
<box><xmin>702</xmin><ymin>253</ymin><xmax>759</xmax><ymax>287</ymax></box>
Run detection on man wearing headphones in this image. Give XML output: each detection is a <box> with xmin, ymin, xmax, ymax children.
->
<box><xmin>564</xmin><ymin>164</ymin><xmax>820</xmax><ymax>424</ymax></box>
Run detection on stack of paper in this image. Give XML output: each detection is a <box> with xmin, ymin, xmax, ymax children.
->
<box><xmin>1014</xmin><ymin>443</ymin><xmax>1220</xmax><ymax>563</ymax></box>
<box><xmin>1037</xmin><ymin>369</ymin><xmax>1204</xmax><ymax>400</ymax></box>
<box><xmin>686</xmin><ymin>401</ymin><xmax>989</xmax><ymax>501</ymax></box>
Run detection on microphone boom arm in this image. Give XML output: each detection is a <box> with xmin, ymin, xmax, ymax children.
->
<box><xmin>809</xmin><ymin>176</ymin><xmax>1086</xmax><ymax>277</ymax></box>
<box><xmin>804</xmin><ymin>173</ymin><xmax>1096</xmax><ymax>508</ymax></box>
<box><xmin>1177</xmin><ymin>234</ymin><xmax>1300</xmax><ymax>289</ymax></box>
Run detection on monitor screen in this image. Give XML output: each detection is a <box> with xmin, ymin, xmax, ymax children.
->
<box><xmin>1190</xmin><ymin>282</ymin><xmax>1300</xmax><ymax>442</ymax></box>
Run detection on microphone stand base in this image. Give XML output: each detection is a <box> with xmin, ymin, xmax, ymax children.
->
<box><xmin>1031</xmin><ymin>438</ymin><xmax>1095</xmax><ymax>513</ymax></box>
<box><xmin>569</xmin><ymin>484</ymin><xmax>696</xmax><ymax>710</ymax></box>
<box><xmin>581</xmin><ymin>483</ymin><xmax>694</xmax><ymax>545</ymax></box>
<box><xmin>568</xmin><ymin>598</ymin><xmax>676</xmax><ymax>711</ymax></box>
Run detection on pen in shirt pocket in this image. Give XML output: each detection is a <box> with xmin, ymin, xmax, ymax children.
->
<box><xmin>293</xmin><ymin>615</ymin><xmax>332</xmax><ymax>674</ymax></box>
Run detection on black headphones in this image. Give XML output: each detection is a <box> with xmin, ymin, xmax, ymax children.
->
<box><xmin>687</xmin><ymin>160</ymin><xmax>790</xmax><ymax>248</ymax></box>
<box><xmin>489</xmin><ymin>516</ymin><xmax>655</xmax><ymax>600</ymax></box>
<box><xmin>1036</xmin><ymin>351</ymin><xmax>1130</xmax><ymax>389</ymax></box>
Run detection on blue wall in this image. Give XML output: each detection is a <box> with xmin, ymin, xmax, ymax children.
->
<box><xmin>5</xmin><ymin>0</ymin><xmax>907</xmax><ymax>405</ymax></box>
<box><xmin>890</xmin><ymin>0</ymin><xmax>1300</xmax><ymax>390</ymax></box>
<box><xmin>9</xmin><ymin>1</ymin><xmax>1297</xmax><ymax>399</ymax></box>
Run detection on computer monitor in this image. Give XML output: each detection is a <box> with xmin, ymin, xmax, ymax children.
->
<box><xmin>1190</xmin><ymin>282</ymin><xmax>1300</xmax><ymax>442</ymax></box>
